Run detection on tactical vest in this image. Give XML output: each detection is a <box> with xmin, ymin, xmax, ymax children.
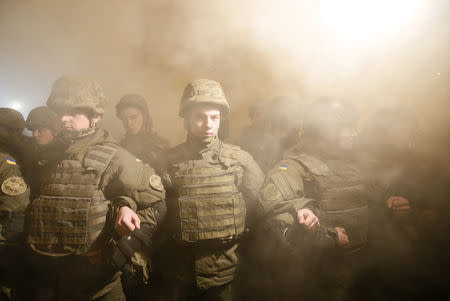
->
<box><xmin>172</xmin><ymin>142</ymin><xmax>245</xmax><ymax>243</ymax></box>
<box><xmin>290</xmin><ymin>153</ymin><xmax>368</xmax><ymax>250</ymax></box>
<box><xmin>28</xmin><ymin>144</ymin><xmax>118</xmax><ymax>256</ymax></box>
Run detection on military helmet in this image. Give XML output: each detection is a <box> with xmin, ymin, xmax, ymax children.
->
<box><xmin>25</xmin><ymin>106</ymin><xmax>62</xmax><ymax>134</ymax></box>
<box><xmin>116</xmin><ymin>94</ymin><xmax>153</xmax><ymax>129</ymax></box>
<box><xmin>179</xmin><ymin>79</ymin><xmax>230</xmax><ymax>117</ymax></box>
<box><xmin>303</xmin><ymin>98</ymin><xmax>357</xmax><ymax>132</ymax></box>
<box><xmin>46</xmin><ymin>76</ymin><xmax>106</xmax><ymax>115</ymax></box>
<box><xmin>0</xmin><ymin>108</ymin><xmax>25</xmax><ymax>130</ymax></box>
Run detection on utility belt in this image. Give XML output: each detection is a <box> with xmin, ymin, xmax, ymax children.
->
<box><xmin>172</xmin><ymin>229</ymin><xmax>248</xmax><ymax>250</ymax></box>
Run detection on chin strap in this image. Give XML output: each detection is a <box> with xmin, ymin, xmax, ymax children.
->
<box><xmin>62</xmin><ymin>122</ymin><xmax>99</xmax><ymax>140</ymax></box>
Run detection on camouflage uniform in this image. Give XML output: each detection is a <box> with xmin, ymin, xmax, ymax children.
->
<box><xmin>116</xmin><ymin>94</ymin><xmax>169</xmax><ymax>168</ymax></box>
<box><xmin>25</xmin><ymin>76</ymin><xmax>166</xmax><ymax>300</ymax></box>
<box><xmin>0</xmin><ymin>109</ymin><xmax>30</xmax><ymax>300</ymax></box>
<box><xmin>156</xmin><ymin>79</ymin><xmax>264</xmax><ymax>300</ymax></box>
<box><xmin>25</xmin><ymin>106</ymin><xmax>66</xmax><ymax>199</ymax></box>
<box><xmin>256</xmin><ymin>99</ymin><xmax>368</xmax><ymax>300</ymax></box>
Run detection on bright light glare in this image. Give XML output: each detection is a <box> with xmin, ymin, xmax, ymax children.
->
<box><xmin>9</xmin><ymin>101</ymin><xmax>23</xmax><ymax>111</ymax></box>
<box><xmin>320</xmin><ymin>0</ymin><xmax>423</xmax><ymax>42</ymax></box>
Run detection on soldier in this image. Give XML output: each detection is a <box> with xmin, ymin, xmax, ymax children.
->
<box><xmin>354</xmin><ymin>107</ymin><xmax>433</xmax><ymax>299</ymax></box>
<box><xmin>156</xmin><ymin>79</ymin><xmax>264</xmax><ymax>300</ymax></box>
<box><xmin>25</xmin><ymin>106</ymin><xmax>66</xmax><ymax>198</ymax></box>
<box><xmin>116</xmin><ymin>94</ymin><xmax>169</xmax><ymax>167</ymax></box>
<box><xmin>236</xmin><ymin>99</ymin><xmax>266</xmax><ymax>166</ymax></box>
<box><xmin>256</xmin><ymin>99</ymin><xmax>367</xmax><ymax>299</ymax></box>
<box><xmin>0</xmin><ymin>108</ymin><xmax>30</xmax><ymax>300</ymax></box>
<box><xmin>259</xmin><ymin>96</ymin><xmax>302</xmax><ymax>172</ymax></box>
<box><xmin>25</xmin><ymin>76</ymin><xmax>165</xmax><ymax>300</ymax></box>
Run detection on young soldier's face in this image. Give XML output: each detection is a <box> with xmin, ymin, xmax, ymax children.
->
<box><xmin>187</xmin><ymin>105</ymin><xmax>221</xmax><ymax>140</ymax></box>
<box><xmin>32</xmin><ymin>127</ymin><xmax>54</xmax><ymax>145</ymax></box>
<box><xmin>119</xmin><ymin>107</ymin><xmax>144</xmax><ymax>135</ymax></box>
<box><xmin>60</xmin><ymin>109</ymin><xmax>100</xmax><ymax>132</ymax></box>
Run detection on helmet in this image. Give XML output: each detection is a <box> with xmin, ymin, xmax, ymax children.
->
<box><xmin>179</xmin><ymin>79</ymin><xmax>230</xmax><ymax>117</ymax></box>
<box><xmin>303</xmin><ymin>98</ymin><xmax>357</xmax><ymax>133</ymax></box>
<box><xmin>116</xmin><ymin>94</ymin><xmax>153</xmax><ymax>129</ymax></box>
<box><xmin>0</xmin><ymin>108</ymin><xmax>25</xmax><ymax>130</ymax></box>
<box><xmin>46</xmin><ymin>76</ymin><xmax>106</xmax><ymax>115</ymax></box>
<box><xmin>25</xmin><ymin>106</ymin><xmax>62</xmax><ymax>134</ymax></box>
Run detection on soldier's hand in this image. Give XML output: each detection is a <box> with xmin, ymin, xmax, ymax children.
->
<box><xmin>297</xmin><ymin>209</ymin><xmax>320</xmax><ymax>232</ymax></box>
<box><xmin>115</xmin><ymin>206</ymin><xmax>141</xmax><ymax>236</ymax></box>
<box><xmin>335</xmin><ymin>227</ymin><xmax>349</xmax><ymax>247</ymax></box>
<box><xmin>386</xmin><ymin>196</ymin><xmax>411</xmax><ymax>217</ymax></box>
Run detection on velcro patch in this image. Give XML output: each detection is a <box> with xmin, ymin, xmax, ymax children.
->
<box><xmin>6</xmin><ymin>158</ymin><xmax>16</xmax><ymax>165</ymax></box>
<box><xmin>149</xmin><ymin>174</ymin><xmax>164</xmax><ymax>191</ymax></box>
<box><xmin>1</xmin><ymin>176</ymin><xmax>27</xmax><ymax>196</ymax></box>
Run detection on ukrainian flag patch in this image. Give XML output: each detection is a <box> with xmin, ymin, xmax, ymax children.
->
<box><xmin>278</xmin><ymin>164</ymin><xmax>288</xmax><ymax>171</ymax></box>
<box><xmin>6</xmin><ymin>158</ymin><xmax>16</xmax><ymax>165</ymax></box>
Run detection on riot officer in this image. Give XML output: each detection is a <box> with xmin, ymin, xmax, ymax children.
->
<box><xmin>25</xmin><ymin>76</ymin><xmax>166</xmax><ymax>300</ymax></box>
<box><xmin>25</xmin><ymin>106</ymin><xmax>66</xmax><ymax>198</ymax></box>
<box><xmin>0</xmin><ymin>108</ymin><xmax>30</xmax><ymax>300</ymax></box>
<box><xmin>256</xmin><ymin>98</ymin><xmax>367</xmax><ymax>300</ymax></box>
<box><xmin>116</xmin><ymin>94</ymin><xmax>169</xmax><ymax>168</ymax></box>
<box><xmin>156</xmin><ymin>79</ymin><xmax>264</xmax><ymax>300</ymax></box>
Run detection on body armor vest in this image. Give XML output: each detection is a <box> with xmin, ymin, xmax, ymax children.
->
<box><xmin>290</xmin><ymin>153</ymin><xmax>368</xmax><ymax>250</ymax></box>
<box><xmin>172</xmin><ymin>143</ymin><xmax>245</xmax><ymax>243</ymax></box>
<box><xmin>28</xmin><ymin>143</ymin><xmax>118</xmax><ymax>256</ymax></box>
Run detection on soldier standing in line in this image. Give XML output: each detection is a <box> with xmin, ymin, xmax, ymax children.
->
<box><xmin>116</xmin><ymin>94</ymin><xmax>169</xmax><ymax>168</ymax></box>
<box><xmin>256</xmin><ymin>99</ymin><xmax>366</xmax><ymax>300</ymax></box>
<box><xmin>25</xmin><ymin>106</ymin><xmax>66</xmax><ymax>198</ymax></box>
<box><xmin>156</xmin><ymin>79</ymin><xmax>264</xmax><ymax>300</ymax></box>
<box><xmin>0</xmin><ymin>108</ymin><xmax>30</xmax><ymax>300</ymax></box>
<box><xmin>258</xmin><ymin>96</ymin><xmax>303</xmax><ymax>172</ymax></box>
<box><xmin>235</xmin><ymin>99</ymin><xmax>266</xmax><ymax>167</ymax></box>
<box><xmin>25</xmin><ymin>76</ymin><xmax>166</xmax><ymax>300</ymax></box>
<box><xmin>354</xmin><ymin>107</ymin><xmax>440</xmax><ymax>300</ymax></box>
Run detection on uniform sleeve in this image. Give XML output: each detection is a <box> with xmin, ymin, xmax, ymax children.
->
<box><xmin>257</xmin><ymin>158</ymin><xmax>316</xmax><ymax>226</ymax></box>
<box><xmin>256</xmin><ymin>159</ymin><xmax>336</xmax><ymax>250</ymax></box>
<box><xmin>102</xmin><ymin>148</ymin><xmax>165</xmax><ymax>213</ymax></box>
<box><xmin>237</xmin><ymin>149</ymin><xmax>265</xmax><ymax>201</ymax></box>
<box><xmin>0</xmin><ymin>157</ymin><xmax>30</xmax><ymax>241</ymax></box>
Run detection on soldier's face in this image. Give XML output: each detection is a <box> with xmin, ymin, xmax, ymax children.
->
<box><xmin>187</xmin><ymin>106</ymin><xmax>221</xmax><ymax>140</ymax></box>
<box><xmin>60</xmin><ymin>110</ymin><xmax>100</xmax><ymax>132</ymax></box>
<box><xmin>119</xmin><ymin>107</ymin><xmax>144</xmax><ymax>135</ymax></box>
<box><xmin>32</xmin><ymin>127</ymin><xmax>54</xmax><ymax>145</ymax></box>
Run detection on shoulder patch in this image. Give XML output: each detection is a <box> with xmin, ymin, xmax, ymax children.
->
<box><xmin>1</xmin><ymin>176</ymin><xmax>27</xmax><ymax>196</ymax></box>
<box><xmin>6</xmin><ymin>158</ymin><xmax>16</xmax><ymax>165</ymax></box>
<box><xmin>278</xmin><ymin>164</ymin><xmax>289</xmax><ymax>171</ymax></box>
<box><xmin>149</xmin><ymin>174</ymin><xmax>164</xmax><ymax>191</ymax></box>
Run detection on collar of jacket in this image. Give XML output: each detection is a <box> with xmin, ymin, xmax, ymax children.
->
<box><xmin>65</xmin><ymin>128</ymin><xmax>112</xmax><ymax>161</ymax></box>
<box><xmin>186</xmin><ymin>134</ymin><xmax>220</xmax><ymax>155</ymax></box>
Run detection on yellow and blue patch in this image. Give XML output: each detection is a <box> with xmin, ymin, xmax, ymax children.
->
<box><xmin>6</xmin><ymin>158</ymin><xmax>16</xmax><ymax>165</ymax></box>
<box><xmin>278</xmin><ymin>164</ymin><xmax>288</xmax><ymax>171</ymax></box>
<box><xmin>135</xmin><ymin>158</ymin><xmax>142</xmax><ymax>163</ymax></box>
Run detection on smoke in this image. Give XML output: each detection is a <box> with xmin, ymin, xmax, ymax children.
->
<box><xmin>0</xmin><ymin>0</ymin><xmax>448</xmax><ymax>151</ymax></box>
